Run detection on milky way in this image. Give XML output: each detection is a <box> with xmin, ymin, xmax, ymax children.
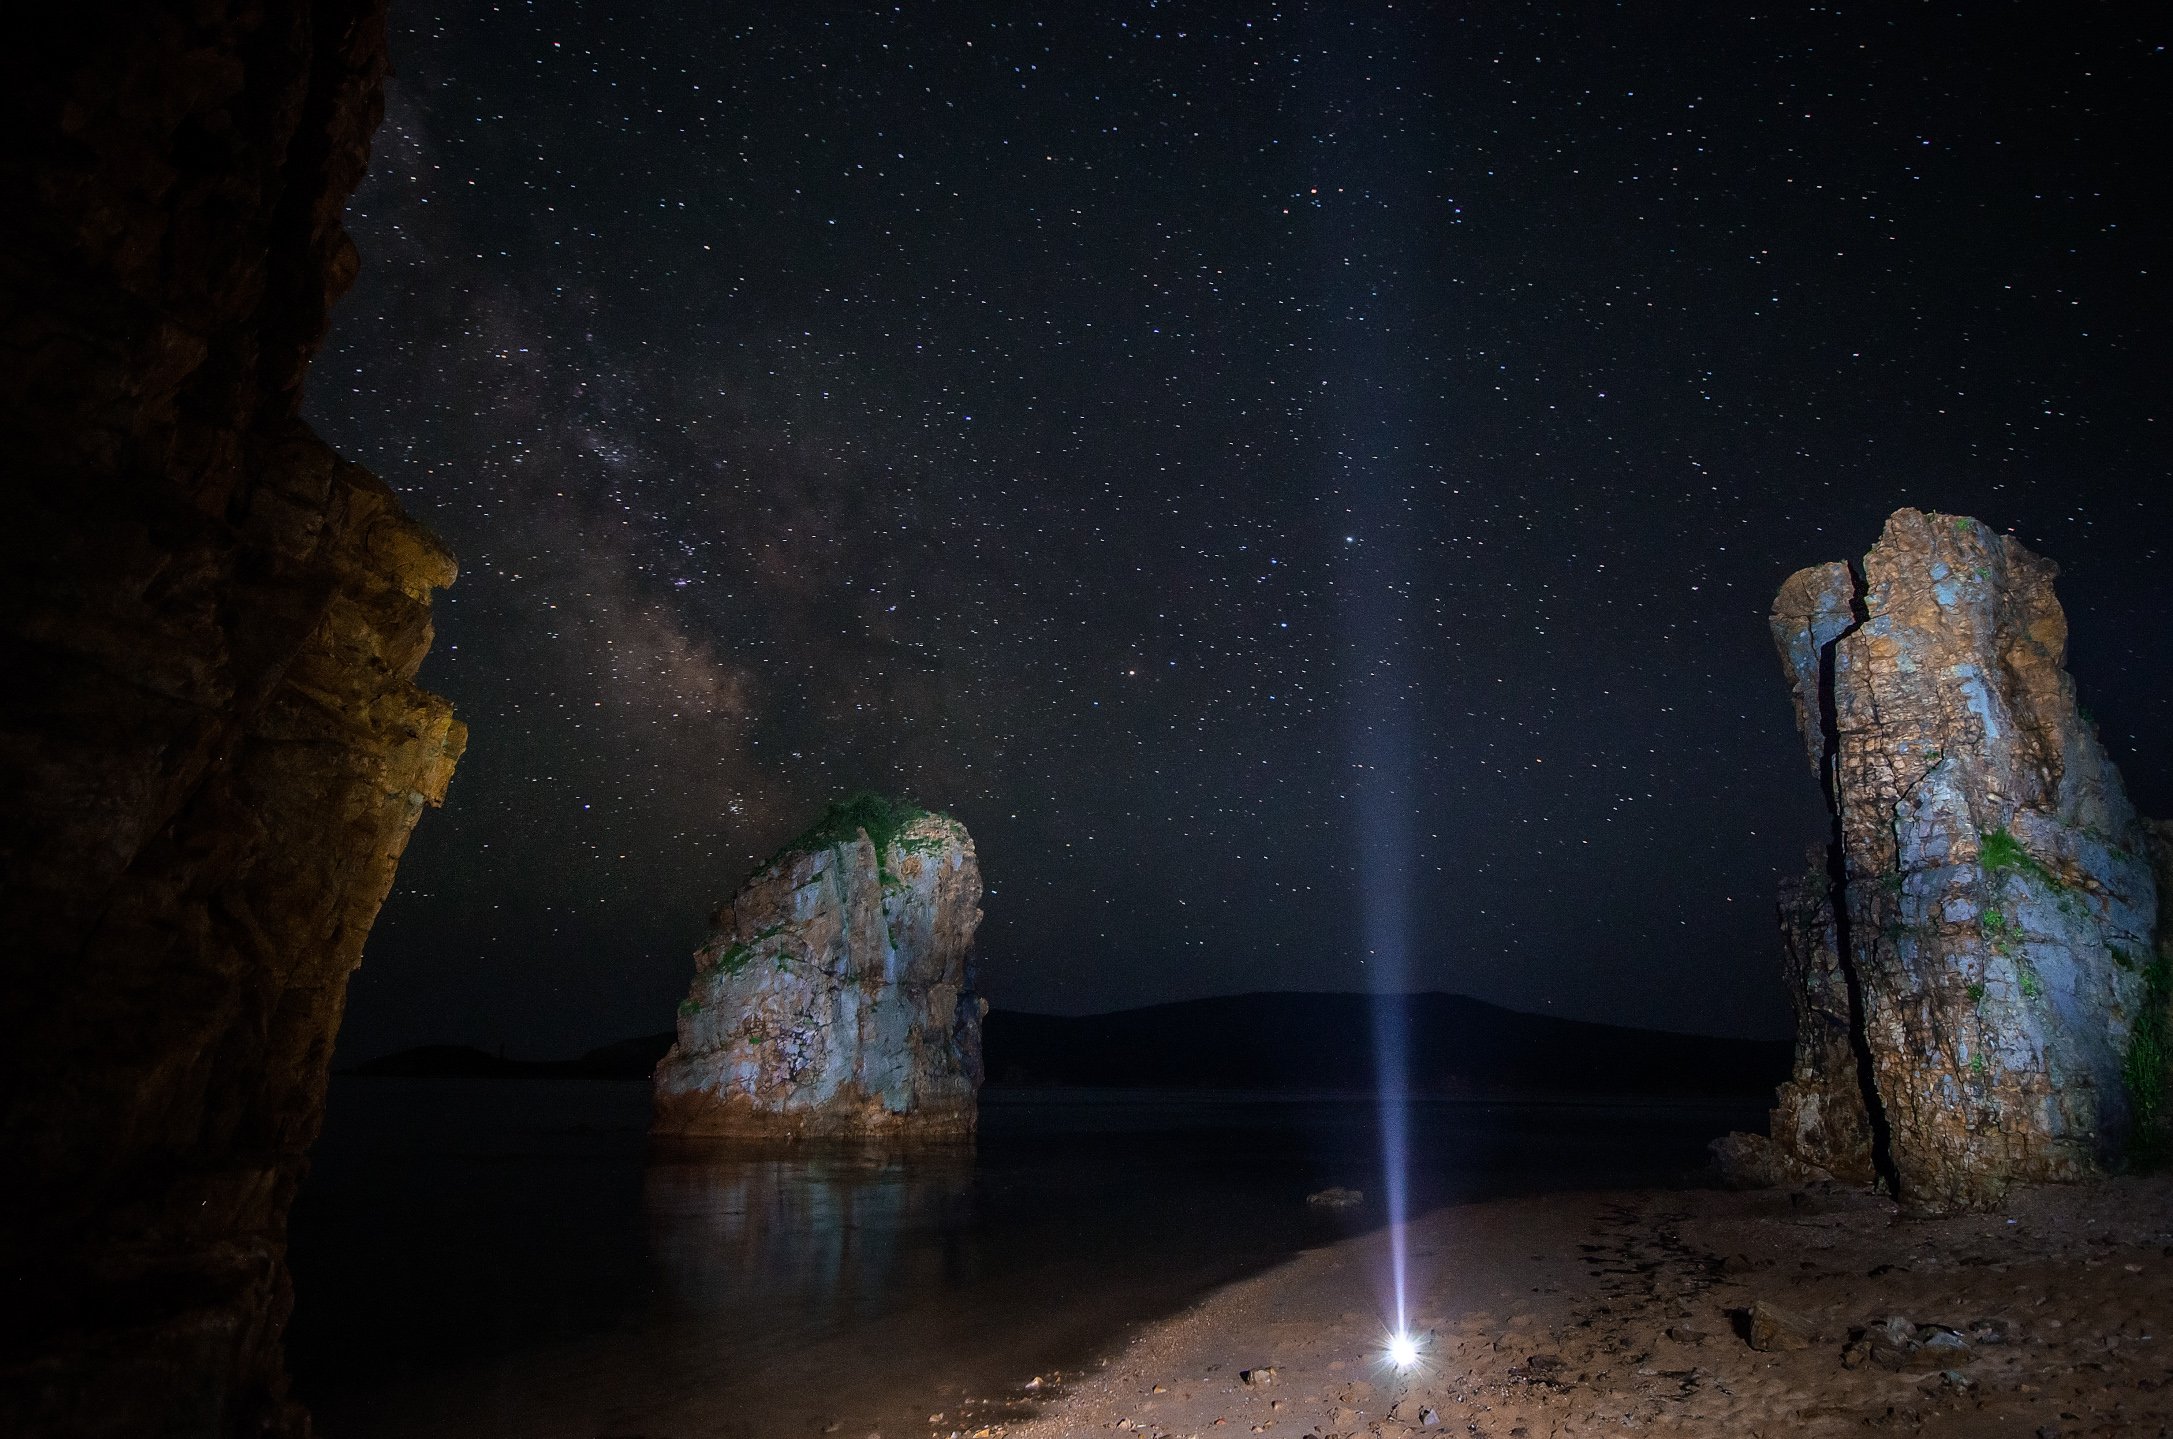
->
<box><xmin>311</xmin><ymin>4</ymin><xmax>2171</xmax><ymax>1060</ymax></box>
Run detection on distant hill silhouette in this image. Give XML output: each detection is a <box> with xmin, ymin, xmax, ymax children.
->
<box><xmin>350</xmin><ymin>991</ymin><xmax>1786</xmax><ymax>1098</ymax></box>
<box><xmin>982</xmin><ymin>992</ymin><xmax>1787</xmax><ymax>1097</ymax></box>
<box><xmin>349</xmin><ymin>1034</ymin><xmax>673</xmax><ymax>1080</ymax></box>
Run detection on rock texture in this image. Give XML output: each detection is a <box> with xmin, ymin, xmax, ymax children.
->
<box><xmin>2140</xmin><ymin>820</ymin><xmax>2173</xmax><ymax>1158</ymax></box>
<box><xmin>1759</xmin><ymin>509</ymin><xmax>2161</xmax><ymax>1212</ymax></box>
<box><xmin>1762</xmin><ymin>852</ymin><xmax>1878</xmax><ymax>1184</ymax></box>
<box><xmin>0</xmin><ymin>4</ymin><xmax>459</xmax><ymax>1434</ymax></box>
<box><xmin>655</xmin><ymin>799</ymin><xmax>986</xmax><ymax>1142</ymax></box>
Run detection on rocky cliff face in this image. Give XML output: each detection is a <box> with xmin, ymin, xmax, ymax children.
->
<box><xmin>1764</xmin><ymin>854</ymin><xmax>1879</xmax><ymax>1184</ymax></box>
<box><xmin>1761</xmin><ymin>509</ymin><xmax>2161</xmax><ymax>1213</ymax></box>
<box><xmin>655</xmin><ymin>800</ymin><xmax>985</xmax><ymax>1142</ymax></box>
<box><xmin>2141</xmin><ymin>821</ymin><xmax>2173</xmax><ymax>1160</ymax></box>
<box><xmin>0</xmin><ymin>4</ymin><xmax>459</xmax><ymax>1434</ymax></box>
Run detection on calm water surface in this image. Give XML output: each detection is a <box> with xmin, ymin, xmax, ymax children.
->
<box><xmin>289</xmin><ymin>1079</ymin><xmax>1760</xmax><ymax>1438</ymax></box>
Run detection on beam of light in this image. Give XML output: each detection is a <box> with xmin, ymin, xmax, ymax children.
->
<box><xmin>1329</xmin><ymin>312</ymin><xmax>1421</xmax><ymax>1357</ymax></box>
<box><xmin>1350</xmin><ymin>607</ymin><xmax>1415</xmax><ymax>1339</ymax></box>
<box><xmin>1385</xmin><ymin>1328</ymin><xmax>1421</xmax><ymax>1371</ymax></box>
<box><xmin>1306</xmin><ymin>4</ymin><xmax>1431</xmax><ymax>1352</ymax></box>
<box><xmin>1335</xmin><ymin>413</ymin><xmax>1419</xmax><ymax>1350</ymax></box>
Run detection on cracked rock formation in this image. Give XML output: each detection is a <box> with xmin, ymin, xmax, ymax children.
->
<box><xmin>1</xmin><ymin>3</ymin><xmax>459</xmax><ymax>1434</ymax></box>
<box><xmin>655</xmin><ymin>799</ymin><xmax>986</xmax><ymax>1142</ymax></box>
<box><xmin>1755</xmin><ymin>509</ymin><xmax>2161</xmax><ymax>1213</ymax></box>
<box><xmin>1759</xmin><ymin>851</ymin><xmax>1879</xmax><ymax>1184</ymax></box>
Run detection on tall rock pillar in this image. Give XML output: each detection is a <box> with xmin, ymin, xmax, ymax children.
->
<box><xmin>1766</xmin><ymin>509</ymin><xmax>2160</xmax><ymax>1212</ymax></box>
<box><xmin>655</xmin><ymin>797</ymin><xmax>986</xmax><ymax>1143</ymax></box>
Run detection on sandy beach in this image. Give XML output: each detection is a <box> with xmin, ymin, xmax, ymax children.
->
<box><xmin>973</xmin><ymin>1176</ymin><xmax>2173</xmax><ymax>1439</ymax></box>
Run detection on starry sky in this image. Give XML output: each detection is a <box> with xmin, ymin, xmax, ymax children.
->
<box><xmin>313</xmin><ymin>2</ymin><xmax>2171</xmax><ymax>1063</ymax></box>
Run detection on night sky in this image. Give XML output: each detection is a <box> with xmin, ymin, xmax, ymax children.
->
<box><xmin>313</xmin><ymin>3</ymin><xmax>2171</xmax><ymax>1064</ymax></box>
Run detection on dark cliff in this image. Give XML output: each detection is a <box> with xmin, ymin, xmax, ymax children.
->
<box><xmin>0</xmin><ymin>4</ymin><xmax>458</xmax><ymax>1433</ymax></box>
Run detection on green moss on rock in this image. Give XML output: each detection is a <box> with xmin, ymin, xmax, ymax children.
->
<box><xmin>766</xmin><ymin>792</ymin><xmax>954</xmax><ymax>881</ymax></box>
<box><xmin>2124</xmin><ymin>954</ymin><xmax>2172</xmax><ymax>1168</ymax></box>
<box><xmin>1980</xmin><ymin>826</ymin><xmax>2061</xmax><ymax>890</ymax></box>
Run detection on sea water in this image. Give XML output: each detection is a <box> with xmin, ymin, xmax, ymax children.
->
<box><xmin>289</xmin><ymin>1078</ymin><xmax>1761</xmax><ymax>1438</ymax></box>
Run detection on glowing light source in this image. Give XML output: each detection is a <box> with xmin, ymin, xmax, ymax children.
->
<box><xmin>1386</xmin><ymin>1330</ymin><xmax>1421</xmax><ymax>1370</ymax></box>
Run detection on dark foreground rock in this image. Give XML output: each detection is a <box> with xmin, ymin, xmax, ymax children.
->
<box><xmin>0</xmin><ymin>6</ymin><xmax>458</xmax><ymax>1434</ymax></box>
<box><xmin>1748</xmin><ymin>510</ymin><xmax>2164</xmax><ymax>1213</ymax></box>
<box><xmin>654</xmin><ymin>796</ymin><xmax>985</xmax><ymax>1141</ymax></box>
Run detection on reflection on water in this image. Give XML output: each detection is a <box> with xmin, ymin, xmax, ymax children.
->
<box><xmin>289</xmin><ymin>1080</ymin><xmax>1764</xmax><ymax>1438</ymax></box>
<box><xmin>645</xmin><ymin>1149</ymin><xmax>976</xmax><ymax>1329</ymax></box>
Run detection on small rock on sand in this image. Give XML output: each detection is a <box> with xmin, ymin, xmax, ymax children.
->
<box><xmin>1239</xmin><ymin>1366</ymin><xmax>1277</xmax><ymax>1386</ymax></box>
<box><xmin>1843</xmin><ymin>1315</ymin><xmax>1979</xmax><ymax>1371</ymax></box>
<box><xmin>1744</xmin><ymin>1299</ymin><xmax>1818</xmax><ymax>1351</ymax></box>
<box><xmin>1390</xmin><ymin>1398</ymin><xmax>1445</xmax><ymax>1429</ymax></box>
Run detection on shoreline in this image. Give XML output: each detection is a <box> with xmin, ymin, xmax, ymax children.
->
<box><xmin>997</xmin><ymin>1175</ymin><xmax>2173</xmax><ymax>1439</ymax></box>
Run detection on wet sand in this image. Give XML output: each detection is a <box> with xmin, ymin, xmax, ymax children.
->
<box><xmin>996</xmin><ymin>1176</ymin><xmax>2173</xmax><ymax>1439</ymax></box>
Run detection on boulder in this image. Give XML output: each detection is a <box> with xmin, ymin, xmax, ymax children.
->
<box><xmin>654</xmin><ymin>796</ymin><xmax>985</xmax><ymax>1141</ymax></box>
<box><xmin>1765</xmin><ymin>509</ymin><xmax>2162</xmax><ymax>1212</ymax></box>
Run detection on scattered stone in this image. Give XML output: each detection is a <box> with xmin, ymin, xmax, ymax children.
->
<box><xmin>1665</xmin><ymin>1325</ymin><xmax>1709</xmax><ymax>1345</ymax></box>
<box><xmin>1306</xmin><ymin>1187</ymin><xmax>1365</xmax><ymax>1210</ymax></box>
<box><xmin>1239</xmin><ymin>1367</ymin><xmax>1277</xmax><ymax>1387</ymax></box>
<box><xmin>1388</xmin><ymin>1398</ymin><xmax>1440</xmax><ymax>1427</ymax></box>
<box><xmin>1869</xmin><ymin>1315</ymin><xmax>1920</xmax><ymax>1370</ymax></box>
<box><xmin>1744</xmin><ymin>1300</ymin><xmax>1818</xmax><ymax>1352</ymax></box>
<box><xmin>1507</xmin><ymin>1352</ymin><xmax>1567</xmax><ymax>1384</ymax></box>
<box><xmin>1845</xmin><ymin>1315</ymin><xmax>1980</xmax><ymax>1372</ymax></box>
<box><xmin>1918</xmin><ymin>1324</ymin><xmax>1972</xmax><ymax>1357</ymax></box>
